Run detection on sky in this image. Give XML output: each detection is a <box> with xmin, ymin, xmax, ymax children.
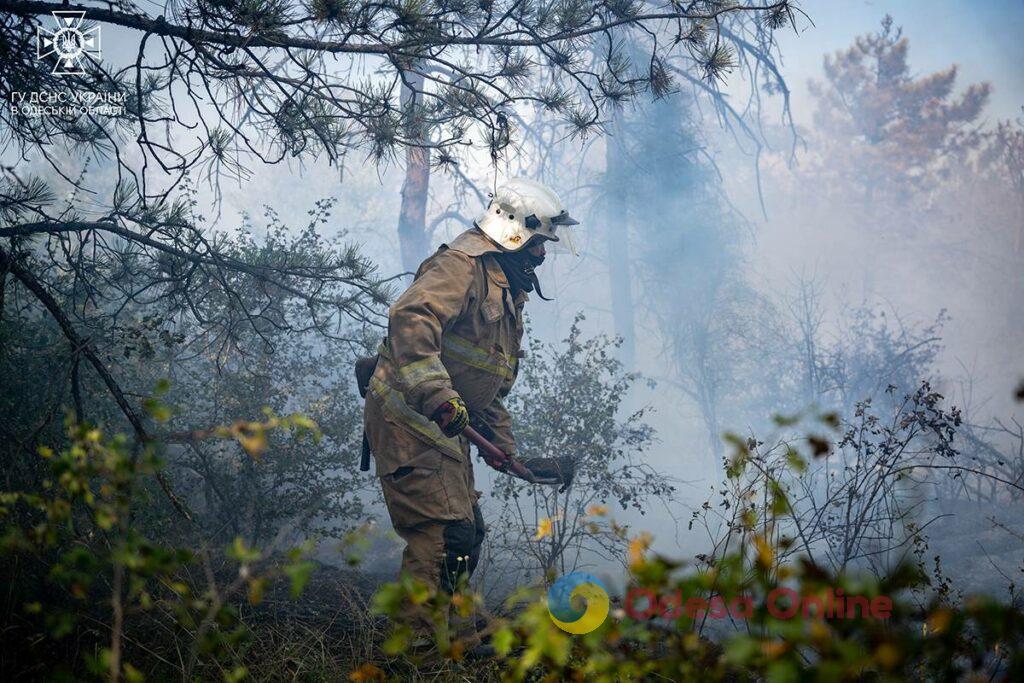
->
<box><xmin>776</xmin><ymin>0</ymin><xmax>1024</xmax><ymax>124</ymax></box>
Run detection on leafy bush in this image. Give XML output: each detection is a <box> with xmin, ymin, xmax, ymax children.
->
<box><xmin>486</xmin><ymin>316</ymin><xmax>674</xmax><ymax>582</ymax></box>
<box><xmin>0</xmin><ymin>392</ymin><xmax>319</xmax><ymax>681</ymax></box>
<box><xmin>367</xmin><ymin>409</ymin><xmax>1024</xmax><ymax>682</ymax></box>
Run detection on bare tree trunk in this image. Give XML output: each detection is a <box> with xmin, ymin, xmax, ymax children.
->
<box><xmin>604</xmin><ymin>112</ymin><xmax>636</xmax><ymax>367</ymax></box>
<box><xmin>397</xmin><ymin>70</ymin><xmax>431</xmax><ymax>272</ymax></box>
<box><xmin>691</xmin><ymin>328</ymin><xmax>724</xmax><ymax>481</ymax></box>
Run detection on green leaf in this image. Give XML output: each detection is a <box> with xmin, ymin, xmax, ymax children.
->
<box><xmin>371</xmin><ymin>582</ymin><xmax>405</xmax><ymax>616</ymax></box>
<box><xmin>492</xmin><ymin>626</ymin><xmax>515</xmax><ymax>656</ymax></box>
<box><xmin>382</xmin><ymin>627</ymin><xmax>410</xmax><ymax>656</ymax></box>
<box><xmin>46</xmin><ymin>611</ymin><xmax>77</xmax><ymax>639</ymax></box>
<box><xmin>723</xmin><ymin>636</ymin><xmax>759</xmax><ymax>665</ymax></box>
<box><xmin>227</xmin><ymin>537</ymin><xmax>260</xmax><ymax>563</ymax></box>
<box><xmin>142</xmin><ymin>398</ymin><xmax>172</xmax><ymax>422</ymax></box>
<box><xmin>284</xmin><ymin>560</ymin><xmax>314</xmax><ymax>599</ymax></box>
<box><xmin>784</xmin><ymin>447</ymin><xmax>806</xmax><ymax>474</ymax></box>
<box><xmin>123</xmin><ymin>661</ymin><xmax>145</xmax><ymax>683</ymax></box>
<box><xmin>766</xmin><ymin>660</ymin><xmax>799</xmax><ymax>683</ymax></box>
<box><xmin>224</xmin><ymin>665</ymin><xmax>248</xmax><ymax>683</ymax></box>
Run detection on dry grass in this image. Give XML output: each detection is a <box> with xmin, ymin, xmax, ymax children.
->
<box><xmin>233</xmin><ymin>564</ymin><xmax>504</xmax><ymax>682</ymax></box>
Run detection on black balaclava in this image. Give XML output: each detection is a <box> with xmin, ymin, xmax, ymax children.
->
<box><xmin>495</xmin><ymin>241</ymin><xmax>551</xmax><ymax>300</ymax></box>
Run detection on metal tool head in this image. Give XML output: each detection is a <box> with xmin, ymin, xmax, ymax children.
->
<box><xmin>519</xmin><ymin>456</ymin><xmax>577</xmax><ymax>491</ymax></box>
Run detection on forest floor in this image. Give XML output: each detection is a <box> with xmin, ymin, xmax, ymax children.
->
<box><xmin>232</xmin><ymin>564</ymin><xmax>503</xmax><ymax>682</ymax></box>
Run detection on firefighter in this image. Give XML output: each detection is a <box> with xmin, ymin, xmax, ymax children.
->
<box><xmin>362</xmin><ymin>177</ymin><xmax>578</xmax><ymax>630</ymax></box>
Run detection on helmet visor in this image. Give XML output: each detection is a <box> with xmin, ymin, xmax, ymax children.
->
<box><xmin>524</xmin><ymin>212</ymin><xmax>579</xmax><ymax>255</ymax></box>
<box><xmin>550</xmin><ymin>210</ymin><xmax>580</xmax><ymax>227</ymax></box>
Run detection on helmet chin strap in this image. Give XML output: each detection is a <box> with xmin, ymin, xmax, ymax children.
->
<box><xmin>527</xmin><ymin>268</ymin><xmax>552</xmax><ymax>301</ymax></box>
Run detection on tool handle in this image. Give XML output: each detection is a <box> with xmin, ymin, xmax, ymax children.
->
<box><xmin>462</xmin><ymin>425</ymin><xmax>539</xmax><ymax>483</ymax></box>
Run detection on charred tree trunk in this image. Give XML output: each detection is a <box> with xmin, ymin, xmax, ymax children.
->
<box><xmin>604</xmin><ymin>113</ymin><xmax>636</xmax><ymax>367</ymax></box>
<box><xmin>397</xmin><ymin>70</ymin><xmax>431</xmax><ymax>272</ymax></box>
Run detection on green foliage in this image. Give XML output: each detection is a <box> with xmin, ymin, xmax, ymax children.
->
<box><xmin>157</xmin><ymin>323</ymin><xmax>369</xmax><ymax>544</ymax></box>
<box><xmin>1</xmin><ymin>193</ymin><xmax>379</xmax><ymax>547</ymax></box>
<box><xmin>0</xmin><ymin>400</ymin><xmax>317</xmax><ymax>680</ymax></box>
<box><xmin>488</xmin><ymin>315</ymin><xmax>672</xmax><ymax>578</ymax></box>
<box><xmin>365</xmin><ymin>415</ymin><xmax>1024</xmax><ymax>681</ymax></box>
<box><xmin>695</xmin><ymin>381</ymin><xmax>977</xmax><ymax>592</ymax></box>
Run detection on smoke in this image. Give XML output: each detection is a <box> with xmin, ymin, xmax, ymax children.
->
<box><xmin>49</xmin><ymin>2</ymin><xmax>1021</xmax><ymax>585</ymax></box>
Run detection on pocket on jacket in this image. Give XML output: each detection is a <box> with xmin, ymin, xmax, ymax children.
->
<box><xmin>381</xmin><ymin>449</ymin><xmax>448</xmax><ymax>526</ymax></box>
<box><xmin>370</xmin><ymin>382</ymin><xmax>466</xmax><ymax>463</ymax></box>
<box><xmin>380</xmin><ymin>447</ymin><xmax>474</xmax><ymax>526</ymax></box>
<box><xmin>481</xmin><ymin>299</ymin><xmax>503</xmax><ymax>324</ymax></box>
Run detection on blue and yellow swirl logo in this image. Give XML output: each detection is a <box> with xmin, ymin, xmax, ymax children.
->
<box><xmin>546</xmin><ymin>572</ymin><xmax>609</xmax><ymax>634</ymax></box>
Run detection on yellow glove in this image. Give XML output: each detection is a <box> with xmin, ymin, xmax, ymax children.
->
<box><xmin>433</xmin><ymin>397</ymin><xmax>469</xmax><ymax>437</ymax></box>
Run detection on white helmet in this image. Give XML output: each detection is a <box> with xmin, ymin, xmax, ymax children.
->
<box><xmin>475</xmin><ymin>177</ymin><xmax>579</xmax><ymax>253</ymax></box>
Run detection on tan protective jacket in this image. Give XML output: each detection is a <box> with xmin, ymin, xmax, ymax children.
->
<box><xmin>365</xmin><ymin>228</ymin><xmax>526</xmax><ymax>483</ymax></box>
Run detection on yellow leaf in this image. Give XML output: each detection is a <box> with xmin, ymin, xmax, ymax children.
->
<box><xmin>628</xmin><ymin>532</ymin><xmax>652</xmax><ymax>566</ymax></box>
<box><xmin>753</xmin><ymin>535</ymin><xmax>774</xmax><ymax>569</ymax></box>
<box><xmin>760</xmin><ymin>639</ymin><xmax>788</xmax><ymax>659</ymax></box>
<box><xmin>927</xmin><ymin>608</ymin><xmax>952</xmax><ymax>635</ymax></box>
<box><xmin>809</xmin><ymin>619</ymin><xmax>830</xmax><ymax>643</ymax></box>
<box><xmin>875</xmin><ymin>642</ymin><xmax>901</xmax><ymax>669</ymax></box>
<box><xmin>586</xmin><ymin>504</ymin><xmax>608</xmax><ymax>517</ymax></box>
<box><xmin>248</xmin><ymin>577</ymin><xmax>266</xmax><ymax>605</ymax></box>
<box><xmin>237</xmin><ymin>429</ymin><xmax>267</xmax><ymax>458</ymax></box>
<box><xmin>535</xmin><ymin>517</ymin><xmax>554</xmax><ymax>540</ymax></box>
<box><xmin>492</xmin><ymin>627</ymin><xmax>515</xmax><ymax>656</ymax></box>
<box><xmin>291</xmin><ymin>414</ymin><xmax>318</xmax><ymax>431</ymax></box>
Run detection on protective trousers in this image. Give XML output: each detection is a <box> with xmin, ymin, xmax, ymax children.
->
<box><xmin>366</xmin><ymin>396</ymin><xmax>485</xmax><ymax>634</ymax></box>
